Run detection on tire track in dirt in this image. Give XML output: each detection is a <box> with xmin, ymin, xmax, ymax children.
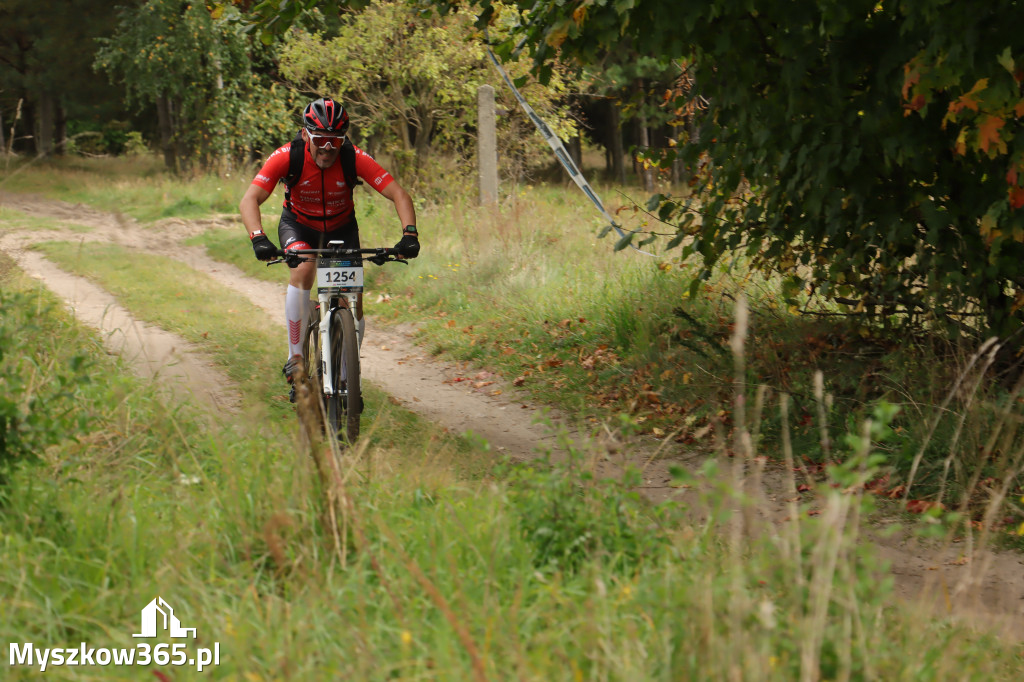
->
<box><xmin>0</xmin><ymin>236</ymin><xmax>240</xmax><ymax>412</ymax></box>
<box><xmin>2</xmin><ymin>190</ymin><xmax>1023</xmax><ymax>641</ymax></box>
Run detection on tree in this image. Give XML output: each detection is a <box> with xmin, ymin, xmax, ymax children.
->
<box><xmin>276</xmin><ymin>0</ymin><xmax>577</xmax><ymax>180</ymax></box>
<box><xmin>421</xmin><ymin>0</ymin><xmax>1024</xmax><ymax>341</ymax></box>
<box><xmin>95</xmin><ymin>0</ymin><xmax>300</xmax><ymax>171</ymax></box>
<box><xmin>0</xmin><ymin>0</ymin><xmax>121</xmax><ymax>156</ymax></box>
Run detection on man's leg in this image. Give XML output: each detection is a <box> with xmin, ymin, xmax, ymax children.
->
<box><xmin>285</xmin><ymin>261</ymin><xmax>315</xmax><ymax>361</ymax></box>
<box><xmin>278</xmin><ymin>211</ymin><xmax>317</xmax><ymax>399</ymax></box>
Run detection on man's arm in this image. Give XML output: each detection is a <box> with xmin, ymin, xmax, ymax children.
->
<box><xmin>380</xmin><ymin>181</ymin><xmax>416</xmax><ymax>229</ymax></box>
<box><xmin>239</xmin><ymin>184</ymin><xmax>272</xmax><ymax>238</ymax></box>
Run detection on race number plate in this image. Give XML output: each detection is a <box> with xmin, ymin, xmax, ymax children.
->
<box><xmin>317</xmin><ymin>259</ymin><xmax>364</xmax><ymax>293</ymax></box>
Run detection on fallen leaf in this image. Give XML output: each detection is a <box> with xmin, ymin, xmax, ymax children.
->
<box><xmin>513</xmin><ymin>376</ymin><xmax>526</xmax><ymax>386</ymax></box>
<box><xmin>886</xmin><ymin>485</ymin><xmax>907</xmax><ymax>499</ymax></box>
<box><xmin>906</xmin><ymin>499</ymin><xmax>946</xmax><ymax>514</ymax></box>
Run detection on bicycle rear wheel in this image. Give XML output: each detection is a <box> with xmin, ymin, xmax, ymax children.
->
<box><xmin>327</xmin><ymin>306</ymin><xmax>361</xmax><ymax>444</ymax></box>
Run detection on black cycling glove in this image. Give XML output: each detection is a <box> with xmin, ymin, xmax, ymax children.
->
<box><xmin>394</xmin><ymin>226</ymin><xmax>420</xmax><ymax>258</ymax></box>
<box><xmin>250</xmin><ymin>230</ymin><xmax>277</xmax><ymax>261</ymax></box>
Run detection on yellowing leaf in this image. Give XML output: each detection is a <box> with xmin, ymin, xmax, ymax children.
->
<box><xmin>955</xmin><ymin>126</ymin><xmax>968</xmax><ymax>155</ymax></box>
<box><xmin>1009</xmin><ymin>186</ymin><xmax>1024</xmax><ymax>210</ymax></box>
<box><xmin>977</xmin><ymin>115</ymin><xmax>1007</xmax><ymax>155</ymax></box>
<box><xmin>901</xmin><ymin>66</ymin><xmax>920</xmax><ymax>101</ymax></box>
<box><xmin>960</xmin><ymin>78</ymin><xmax>988</xmax><ymax>112</ymax></box>
<box><xmin>546</xmin><ymin>21</ymin><xmax>569</xmax><ymax>48</ymax></box>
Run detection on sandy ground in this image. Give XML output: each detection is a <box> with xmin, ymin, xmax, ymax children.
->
<box><xmin>2</xmin><ymin>190</ymin><xmax>1023</xmax><ymax>641</ymax></box>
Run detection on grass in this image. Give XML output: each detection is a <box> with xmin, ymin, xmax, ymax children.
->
<box><xmin>2</xmin><ymin>258</ymin><xmax>1020</xmax><ymax>679</ymax></box>
<box><xmin>0</xmin><ymin>154</ymin><xmax>247</xmax><ymax>222</ymax></box>
<box><xmin>189</xmin><ymin>181</ymin><xmax>1024</xmax><ymax>532</ymax></box>
<box><xmin>3</xmin><ymin>158</ymin><xmax>1024</xmax><ymax>678</ymax></box>
<box><xmin>31</xmin><ymin>239</ymin><xmax>472</xmax><ymax>467</ymax></box>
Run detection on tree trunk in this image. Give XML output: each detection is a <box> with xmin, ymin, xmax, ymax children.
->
<box><xmin>55</xmin><ymin>103</ymin><xmax>67</xmax><ymax>156</ymax></box>
<box><xmin>156</xmin><ymin>94</ymin><xmax>177</xmax><ymax>172</ymax></box>
<box><xmin>35</xmin><ymin>92</ymin><xmax>55</xmax><ymax>157</ymax></box>
<box><xmin>568</xmin><ymin>135</ymin><xmax>582</xmax><ymax>172</ymax></box>
<box><xmin>21</xmin><ymin>99</ymin><xmax>36</xmax><ymax>155</ymax></box>
<box><xmin>637</xmin><ymin>112</ymin><xmax>655</xmax><ymax>192</ymax></box>
<box><xmin>0</xmin><ymin>108</ymin><xmax>5</xmax><ymax>155</ymax></box>
<box><xmin>173</xmin><ymin>97</ymin><xmax>189</xmax><ymax>173</ymax></box>
<box><xmin>608</xmin><ymin>101</ymin><xmax>626</xmax><ymax>185</ymax></box>
<box><xmin>413</xmin><ymin>110</ymin><xmax>433</xmax><ymax>167</ymax></box>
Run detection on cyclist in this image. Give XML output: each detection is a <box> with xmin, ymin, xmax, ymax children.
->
<box><xmin>239</xmin><ymin>96</ymin><xmax>420</xmax><ymax>401</ymax></box>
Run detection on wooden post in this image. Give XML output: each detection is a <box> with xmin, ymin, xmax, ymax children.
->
<box><xmin>477</xmin><ymin>85</ymin><xmax>499</xmax><ymax>205</ymax></box>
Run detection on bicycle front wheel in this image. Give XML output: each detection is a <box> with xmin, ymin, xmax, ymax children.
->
<box><xmin>303</xmin><ymin>302</ymin><xmax>322</xmax><ymax>399</ymax></box>
<box><xmin>327</xmin><ymin>307</ymin><xmax>361</xmax><ymax>444</ymax></box>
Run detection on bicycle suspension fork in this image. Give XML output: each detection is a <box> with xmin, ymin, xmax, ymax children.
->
<box><xmin>319</xmin><ymin>291</ymin><xmax>362</xmax><ymax>397</ymax></box>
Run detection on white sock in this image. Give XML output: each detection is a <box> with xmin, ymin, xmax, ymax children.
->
<box><xmin>285</xmin><ymin>285</ymin><xmax>311</xmax><ymax>359</ymax></box>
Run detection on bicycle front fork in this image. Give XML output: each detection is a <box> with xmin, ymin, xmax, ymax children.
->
<box><xmin>318</xmin><ymin>292</ymin><xmax>361</xmax><ymax>397</ymax></box>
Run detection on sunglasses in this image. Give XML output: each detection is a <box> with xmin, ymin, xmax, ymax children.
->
<box><xmin>308</xmin><ymin>132</ymin><xmax>345</xmax><ymax>150</ymax></box>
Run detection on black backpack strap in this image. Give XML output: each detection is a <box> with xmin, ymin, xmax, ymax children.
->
<box><xmin>339</xmin><ymin>140</ymin><xmax>361</xmax><ymax>189</ymax></box>
<box><xmin>282</xmin><ymin>130</ymin><xmax>305</xmax><ymax>210</ymax></box>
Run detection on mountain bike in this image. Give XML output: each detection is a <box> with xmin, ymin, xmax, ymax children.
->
<box><xmin>270</xmin><ymin>242</ymin><xmax>405</xmax><ymax>443</ymax></box>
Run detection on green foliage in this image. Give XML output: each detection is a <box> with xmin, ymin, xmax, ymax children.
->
<box><xmin>435</xmin><ymin>0</ymin><xmax>1024</xmax><ymax>341</ymax></box>
<box><xmin>0</xmin><ymin>289</ymin><xmax>91</xmax><ymax>485</ymax></box>
<box><xmin>502</xmin><ymin>425</ymin><xmax>671</xmax><ymax>575</ymax></box>
<box><xmin>227</xmin><ymin>0</ymin><xmax>369</xmax><ymax>45</ymax></box>
<box><xmin>277</xmin><ymin>0</ymin><xmax>578</xmax><ymax>180</ymax></box>
<box><xmin>94</xmin><ymin>0</ymin><xmax>301</xmax><ymax>168</ymax></box>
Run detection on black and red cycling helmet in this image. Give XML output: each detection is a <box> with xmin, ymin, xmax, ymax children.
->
<box><xmin>302</xmin><ymin>97</ymin><xmax>349</xmax><ymax>136</ymax></box>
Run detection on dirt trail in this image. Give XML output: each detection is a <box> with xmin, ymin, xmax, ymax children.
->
<box><xmin>0</xmin><ymin>196</ymin><xmax>239</xmax><ymax>412</ymax></box>
<box><xmin>2</xmin><ymin>190</ymin><xmax>1023</xmax><ymax>641</ymax></box>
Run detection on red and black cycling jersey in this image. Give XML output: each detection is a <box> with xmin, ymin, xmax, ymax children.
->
<box><xmin>250</xmin><ymin>142</ymin><xmax>394</xmax><ymax>232</ymax></box>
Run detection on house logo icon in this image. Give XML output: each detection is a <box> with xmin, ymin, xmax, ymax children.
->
<box><xmin>133</xmin><ymin>597</ymin><xmax>197</xmax><ymax>639</ymax></box>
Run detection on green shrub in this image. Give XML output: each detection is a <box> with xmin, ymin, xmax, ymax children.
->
<box><xmin>0</xmin><ymin>290</ymin><xmax>92</xmax><ymax>486</ymax></box>
<box><xmin>503</xmin><ymin>423</ymin><xmax>674</xmax><ymax>575</ymax></box>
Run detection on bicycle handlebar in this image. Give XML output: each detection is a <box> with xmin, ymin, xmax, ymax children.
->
<box><xmin>266</xmin><ymin>246</ymin><xmax>408</xmax><ymax>266</ymax></box>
